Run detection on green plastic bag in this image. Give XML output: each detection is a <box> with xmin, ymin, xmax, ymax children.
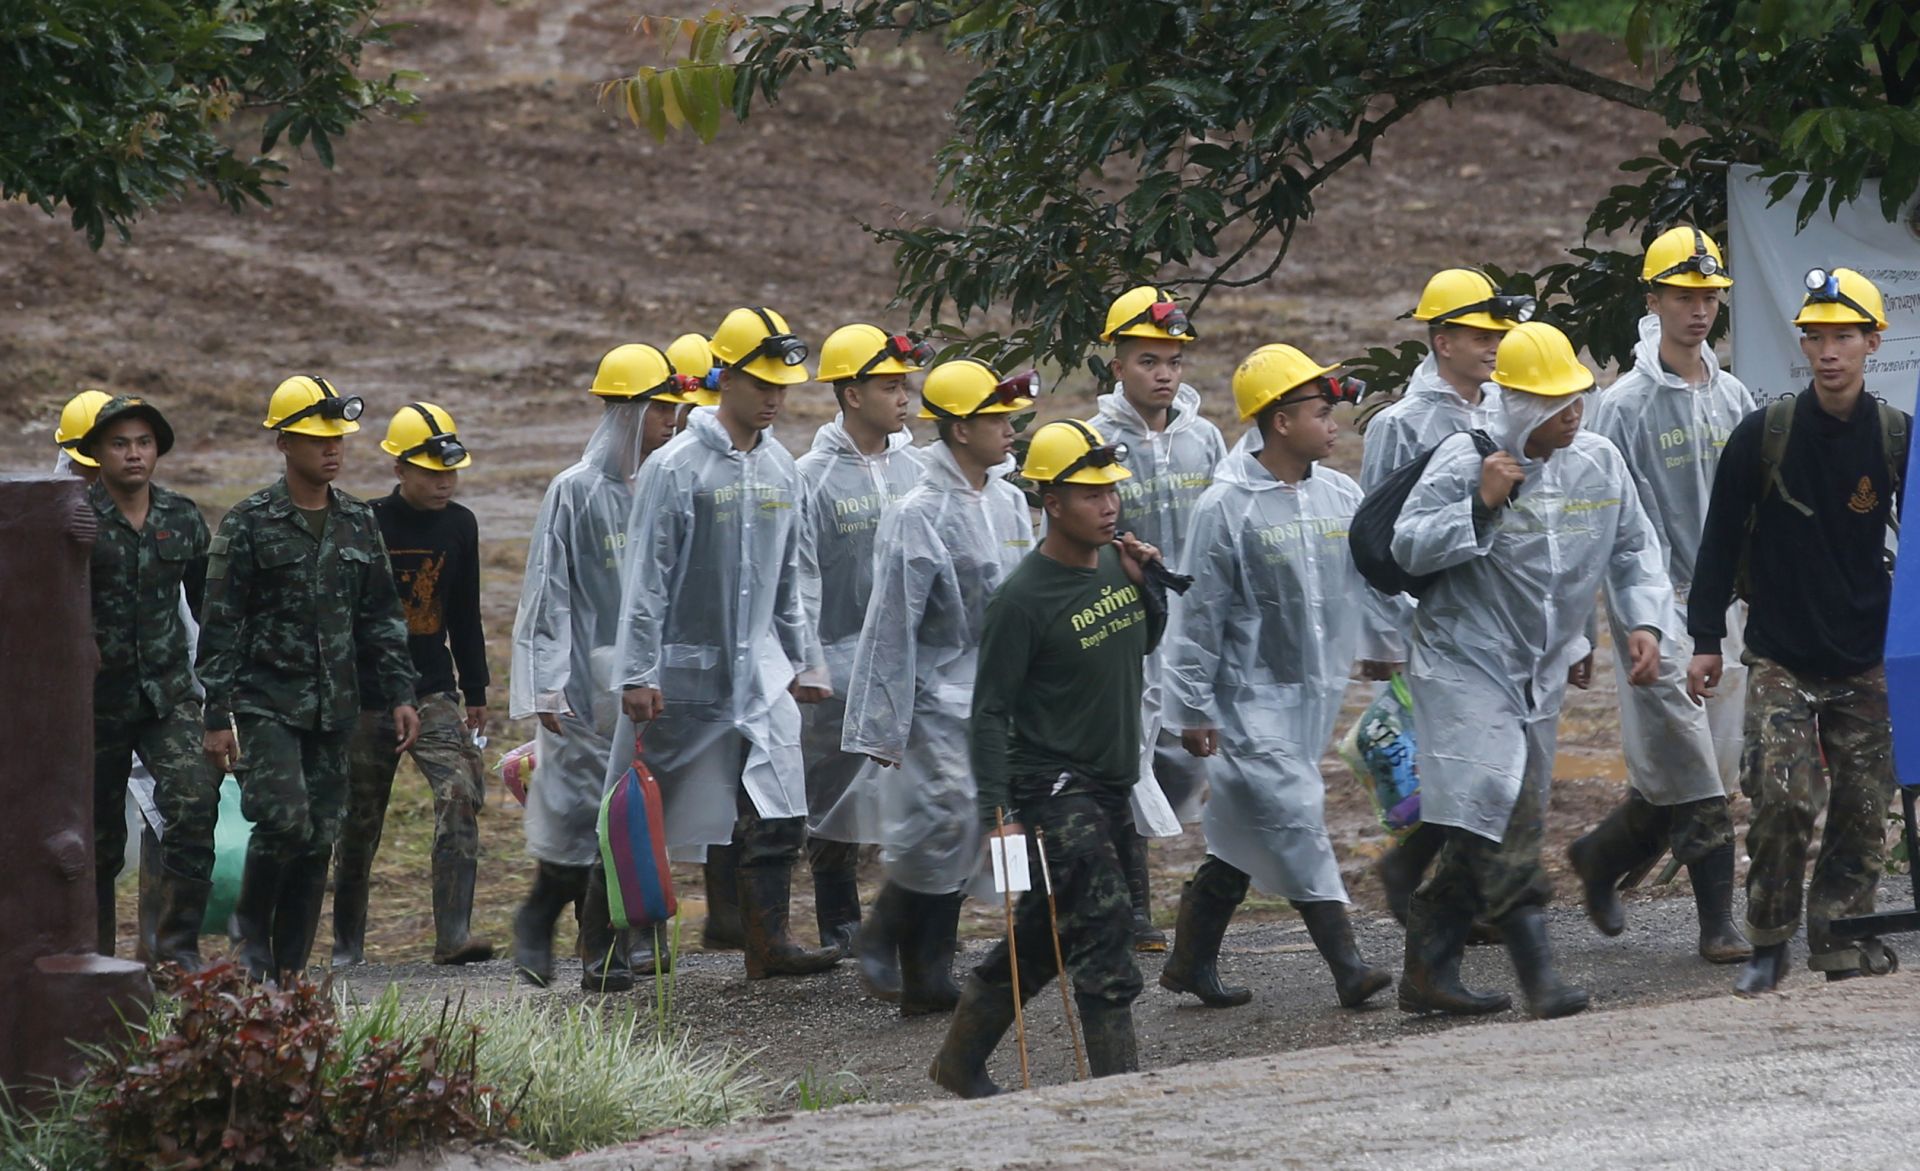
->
<box><xmin>203</xmin><ymin>775</ymin><xmax>253</xmax><ymax>934</ymax></box>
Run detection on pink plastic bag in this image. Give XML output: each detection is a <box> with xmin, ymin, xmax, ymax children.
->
<box><xmin>500</xmin><ymin>740</ymin><xmax>536</xmax><ymax>806</ymax></box>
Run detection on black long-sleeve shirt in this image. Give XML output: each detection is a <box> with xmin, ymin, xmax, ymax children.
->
<box><xmin>356</xmin><ymin>492</ymin><xmax>490</xmax><ymax>708</ymax></box>
<box><xmin>1690</xmin><ymin>386</ymin><xmax>1908</xmax><ymax>679</ymax></box>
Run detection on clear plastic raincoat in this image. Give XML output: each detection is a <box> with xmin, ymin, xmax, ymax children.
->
<box><xmin>608</xmin><ymin>406</ymin><xmax>820</xmax><ymax>857</ymax></box>
<box><xmin>826</xmin><ymin>443</ymin><xmax>1033</xmax><ymax>892</ymax></box>
<box><xmin>794</xmin><ymin>418</ymin><xmax>922</xmax><ymax>838</ymax></box>
<box><xmin>1392</xmin><ymin>388</ymin><xmax>1675</xmax><ymax>841</ymax></box>
<box><xmin>509</xmin><ymin>402</ymin><xmax>647</xmax><ymax>865</ymax></box>
<box><xmin>1091</xmin><ymin>384</ymin><xmax>1228</xmax><ymax>829</ymax></box>
<box><xmin>1166</xmin><ymin>446</ymin><xmax>1367</xmax><ymax>901</ymax></box>
<box><xmin>1589</xmin><ymin>315</ymin><xmax>1756</xmax><ymax>801</ymax></box>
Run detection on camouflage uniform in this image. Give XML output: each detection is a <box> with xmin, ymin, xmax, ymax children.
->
<box><xmin>1740</xmin><ymin>657</ymin><xmax>1895</xmax><ymax>971</ymax></box>
<box><xmin>342</xmin><ymin>694</ymin><xmax>483</xmax><ymax>875</ymax></box>
<box><xmin>88</xmin><ymin>479</ymin><xmax>218</xmax><ymax>956</ymax></box>
<box><xmin>198</xmin><ymin>478</ymin><xmax>415</xmax><ymax>978</ymax></box>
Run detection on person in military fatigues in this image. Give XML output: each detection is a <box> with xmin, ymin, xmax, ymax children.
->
<box><xmin>199</xmin><ymin>375</ymin><xmax>419</xmax><ymax>983</ymax></box>
<box><xmin>930</xmin><ymin>420</ymin><xmax>1168</xmax><ymax>1098</ymax></box>
<box><xmin>80</xmin><ymin>395</ymin><xmax>220</xmax><ymax>968</ymax></box>
<box><xmin>1689</xmin><ymin>268</ymin><xmax>1909</xmax><ymax>992</ymax></box>
<box><xmin>332</xmin><ymin>402</ymin><xmax>494</xmax><ymax>968</ymax></box>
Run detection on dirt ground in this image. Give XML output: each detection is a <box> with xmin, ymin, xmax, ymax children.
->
<box><xmin>3</xmin><ymin>0</ymin><xmax>1779</xmax><ymax>1108</ymax></box>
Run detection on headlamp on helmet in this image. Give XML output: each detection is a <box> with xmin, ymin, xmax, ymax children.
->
<box><xmin>730</xmin><ymin>307</ymin><xmax>809</xmax><ymax>370</ymax></box>
<box><xmin>1116</xmin><ymin>300</ymin><xmax>1192</xmax><ymax>339</ymax></box>
<box><xmin>400</xmin><ymin>406</ymin><xmax>467</xmax><ymax>468</ymax></box>
<box><xmin>857</xmin><ymin>333</ymin><xmax>936</xmax><ymax>380</ymax></box>
<box><xmin>1430</xmin><ymin>294</ymin><xmax>1535</xmax><ymax>328</ymax></box>
<box><xmin>1058</xmin><ymin>439</ymin><xmax>1129</xmax><ymax>482</ymax></box>
<box><xmin>275</xmin><ymin>377</ymin><xmax>364</xmax><ymax>431</ymax></box>
<box><xmin>1800</xmin><ymin>266</ymin><xmax>1881</xmax><ymax>327</ymax></box>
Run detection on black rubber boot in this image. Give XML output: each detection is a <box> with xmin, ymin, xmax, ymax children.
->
<box><xmin>1121</xmin><ymin>832</ymin><xmax>1166</xmax><ymax>952</ymax></box>
<box><xmin>1077</xmin><ymin>998</ymin><xmax>1139</xmax><ymax>1078</ymax></box>
<box><xmin>1295</xmin><ymin>899</ymin><xmax>1393</xmax><ymax>1008</ymax></box>
<box><xmin>1498</xmin><ymin>906</ymin><xmax>1589</xmax><ymax>1020</ymax></box>
<box><xmin>234</xmin><ymin>842</ymin><xmax>286</xmax><ymax>983</ymax></box>
<box><xmin>928</xmin><ymin>974</ymin><xmax>1016</xmax><ymax>1099</ymax></box>
<box><xmin>702</xmin><ymin>844</ymin><xmax>745</xmax><ymax>951</ymax></box>
<box><xmin>1376</xmin><ymin>823</ymin><xmax>1444</xmax><ymax>927</ymax></box>
<box><xmin>855</xmin><ymin>882</ymin><xmax>908</xmax><ymax>1003</ymax></box>
<box><xmin>810</xmin><ymin>840</ymin><xmax>863</xmax><ymax>953</ymax></box>
<box><xmin>1158</xmin><ymin>866</ymin><xmax>1251</xmax><ymax>1008</ymax></box>
<box><xmin>271</xmin><ymin>852</ymin><xmax>330</xmax><ymax>983</ymax></box>
<box><xmin>1398</xmin><ymin>896</ymin><xmax>1511</xmax><ymax>1016</ymax></box>
<box><xmin>95</xmin><ymin>868</ymin><xmax>119</xmax><ymax>957</ymax></box>
<box><xmin>1686</xmin><ymin>844</ymin><xmax>1751</xmax><ymax>964</ymax></box>
<box><xmin>1566</xmin><ymin>805</ymin><xmax>1645</xmax><ymax>938</ymax></box>
<box><xmin>629</xmin><ymin>920</ymin><xmax>674</xmax><ymax>976</ymax></box>
<box><xmin>430</xmin><ymin>853</ymin><xmax>495</xmax><ymax>965</ymax></box>
<box><xmin>901</xmin><ymin>891</ymin><xmax>964</xmax><ymax>1017</ymax></box>
<box><xmin>329</xmin><ymin>870</ymin><xmax>369</xmax><ymax>968</ymax></box>
<box><xmin>739</xmin><ymin>863</ymin><xmax>841</xmax><ymax>979</ymax></box>
<box><xmin>580</xmin><ymin>867</ymin><xmax>635</xmax><ymax>993</ymax></box>
<box><xmin>137</xmin><ymin>827</ymin><xmax>163</xmax><ymax>962</ymax></box>
<box><xmin>513</xmin><ymin>862</ymin><xmax>589</xmax><ymax>988</ymax></box>
<box><xmin>1734</xmin><ymin>939</ymin><xmax>1790</xmax><ymax>995</ymax></box>
<box><xmin>151</xmin><ymin>869</ymin><xmax>212</xmax><ymax>973</ymax></box>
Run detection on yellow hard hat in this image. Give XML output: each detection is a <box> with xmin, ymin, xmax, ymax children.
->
<box><xmin>1101</xmin><ymin>286</ymin><xmax>1196</xmax><ymax>343</ymax></box>
<box><xmin>380</xmin><ymin>401</ymin><xmax>472</xmax><ymax>470</ymax></box>
<box><xmin>589</xmin><ymin>343</ymin><xmax>689</xmax><ymax>403</ymax></box>
<box><xmin>54</xmin><ymin>389</ymin><xmax>114</xmax><ymax>467</ymax></box>
<box><xmin>1492</xmin><ymin>322</ymin><xmax>1594</xmax><ymax>397</ymax></box>
<box><xmin>1642</xmin><ymin>226</ymin><xmax>1732</xmax><ymax>289</ymax></box>
<box><xmin>919</xmin><ymin>359</ymin><xmax>1036</xmax><ymax>420</ymax></box>
<box><xmin>817</xmin><ymin>324</ymin><xmax>932</xmax><ymax>383</ymax></box>
<box><xmin>264</xmin><ymin>375</ymin><xmax>364</xmax><ymax>437</ymax></box>
<box><xmin>1231</xmin><ymin>344</ymin><xmax>1341</xmax><ymax>420</ymax></box>
<box><xmin>665</xmin><ymin>333</ymin><xmax>721</xmax><ymax>406</ymax></box>
<box><xmin>710</xmin><ymin>306</ymin><xmax>812</xmax><ymax>386</ymax></box>
<box><xmin>1795</xmin><ymin>266</ymin><xmax>1889</xmax><ymax>331</ymax></box>
<box><xmin>1021</xmin><ymin>419</ymin><xmax>1132</xmax><ymax>486</ymax></box>
<box><xmin>1411</xmin><ymin>269</ymin><xmax>1530</xmax><ymax>331</ymax></box>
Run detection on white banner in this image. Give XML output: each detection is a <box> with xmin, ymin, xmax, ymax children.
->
<box><xmin>1726</xmin><ymin>163</ymin><xmax>1920</xmax><ymax>413</ymax></box>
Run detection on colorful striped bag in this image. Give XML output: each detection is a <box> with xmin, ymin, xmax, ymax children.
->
<box><xmin>597</xmin><ymin>736</ymin><xmax>677</xmax><ymax>930</ymax></box>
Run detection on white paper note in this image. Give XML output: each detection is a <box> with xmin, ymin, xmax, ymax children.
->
<box><xmin>990</xmin><ymin>833</ymin><xmax>1032</xmax><ymax>893</ymax></box>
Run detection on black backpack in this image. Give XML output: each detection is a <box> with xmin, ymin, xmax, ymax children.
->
<box><xmin>1349</xmin><ymin>429</ymin><xmax>1504</xmax><ymax>599</ymax></box>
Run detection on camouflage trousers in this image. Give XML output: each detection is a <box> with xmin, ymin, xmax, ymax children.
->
<box><xmin>1415</xmin><ymin>762</ymin><xmax>1554</xmax><ymax>926</ymax></box>
<box><xmin>338</xmin><ymin>693</ymin><xmax>484</xmax><ymax>889</ymax></box>
<box><xmin>1740</xmin><ymin>657</ymin><xmax>1895</xmax><ymax>970</ymax></box>
<box><xmin>234</xmin><ymin>713</ymin><xmax>353</xmax><ymax>860</ymax></box>
<box><xmin>1616</xmin><ymin>787</ymin><xmax>1735</xmax><ymax>866</ymax></box>
<box><xmin>95</xmin><ymin>699</ymin><xmax>222</xmax><ymax>883</ymax></box>
<box><xmin>971</xmin><ymin>777</ymin><xmax>1144</xmax><ymax>1009</ymax></box>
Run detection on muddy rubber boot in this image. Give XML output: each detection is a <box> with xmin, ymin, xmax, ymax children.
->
<box><xmin>580</xmin><ymin>867</ymin><xmax>635</xmax><ymax>993</ymax></box>
<box><xmin>95</xmin><ymin>868</ymin><xmax>119</xmax><ymax>957</ymax></box>
<box><xmin>629</xmin><ymin>920</ymin><xmax>674</xmax><ymax>977</ymax></box>
<box><xmin>855</xmin><ymin>882</ymin><xmax>908</xmax><ymax>1003</ymax></box>
<box><xmin>1398</xmin><ymin>897</ymin><xmax>1511</xmax><ymax>1016</ymax></box>
<box><xmin>901</xmin><ymin>891</ymin><xmax>964</xmax><ymax>1017</ymax></box>
<box><xmin>329</xmin><ymin>871</ymin><xmax>369</xmax><ymax>968</ymax></box>
<box><xmin>513</xmin><ymin>862</ymin><xmax>588</xmax><ymax>988</ymax></box>
<box><xmin>429</xmin><ymin>854</ymin><xmax>495</xmax><ymax>965</ymax></box>
<box><xmin>234</xmin><ymin>843</ymin><xmax>286</xmax><ymax>983</ymax></box>
<box><xmin>810</xmin><ymin>839</ymin><xmax>863</xmax><ymax>953</ymax></box>
<box><xmin>1158</xmin><ymin>870</ymin><xmax>1251</xmax><ymax>1008</ymax></box>
<box><xmin>271</xmin><ymin>852</ymin><xmax>331</xmax><ymax>983</ymax></box>
<box><xmin>928</xmin><ymin>974</ymin><xmax>1016</xmax><ymax>1099</ymax></box>
<box><xmin>1121</xmin><ymin>832</ymin><xmax>1167</xmax><ymax>952</ymax></box>
<box><xmin>1567</xmin><ymin>804</ymin><xmax>1645</xmax><ymax>938</ymax></box>
<box><xmin>701</xmin><ymin>844</ymin><xmax>745</xmax><ymax>951</ymax></box>
<box><xmin>1077</xmin><ymin>998</ymin><xmax>1139</xmax><ymax>1078</ymax></box>
<box><xmin>1376</xmin><ymin>823</ymin><xmax>1444</xmax><ymax>927</ymax></box>
<box><xmin>151</xmin><ymin>870</ymin><xmax>213</xmax><ymax>974</ymax></box>
<box><xmin>739</xmin><ymin>863</ymin><xmax>842</xmax><ymax>979</ymax></box>
<box><xmin>1686</xmin><ymin>844</ymin><xmax>1751</xmax><ymax>964</ymax></box>
<box><xmin>1734</xmin><ymin>940</ymin><xmax>1790</xmax><ymax>995</ymax></box>
<box><xmin>1295</xmin><ymin>899</ymin><xmax>1393</xmax><ymax>1009</ymax></box>
<box><xmin>1497</xmin><ymin>906</ymin><xmax>1589</xmax><ymax>1020</ymax></box>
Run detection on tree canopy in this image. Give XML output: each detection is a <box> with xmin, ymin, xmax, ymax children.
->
<box><xmin>618</xmin><ymin>1</ymin><xmax>1920</xmax><ymax>387</ymax></box>
<box><xmin>1</xmin><ymin>0</ymin><xmax>414</xmax><ymax>248</ymax></box>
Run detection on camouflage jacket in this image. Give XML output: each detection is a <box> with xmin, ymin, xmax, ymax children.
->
<box><xmin>88</xmin><ymin>480</ymin><xmax>211</xmax><ymax>718</ymax></box>
<box><xmin>197</xmin><ymin>478</ymin><xmax>417</xmax><ymax>732</ymax></box>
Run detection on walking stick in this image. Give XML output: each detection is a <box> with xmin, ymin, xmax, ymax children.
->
<box><xmin>995</xmin><ymin>807</ymin><xmax>1032</xmax><ymax>1091</ymax></box>
<box><xmin>1036</xmin><ymin>829</ymin><xmax>1088</xmax><ymax>1081</ymax></box>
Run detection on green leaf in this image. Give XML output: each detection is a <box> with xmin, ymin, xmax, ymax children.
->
<box><xmin>215</xmin><ymin>22</ymin><xmax>266</xmax><ymax>42</ymax></box>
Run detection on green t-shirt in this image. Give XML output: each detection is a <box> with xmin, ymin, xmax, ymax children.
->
<box><xmin>297</xmin><ymin>504</ymin><xmax>331</xmax><ymax>541</ymax></box>
<box><xmin>970</xmin><ymin>544</ymin><xmax>1163</xmax><ymax>820</ymax></box>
